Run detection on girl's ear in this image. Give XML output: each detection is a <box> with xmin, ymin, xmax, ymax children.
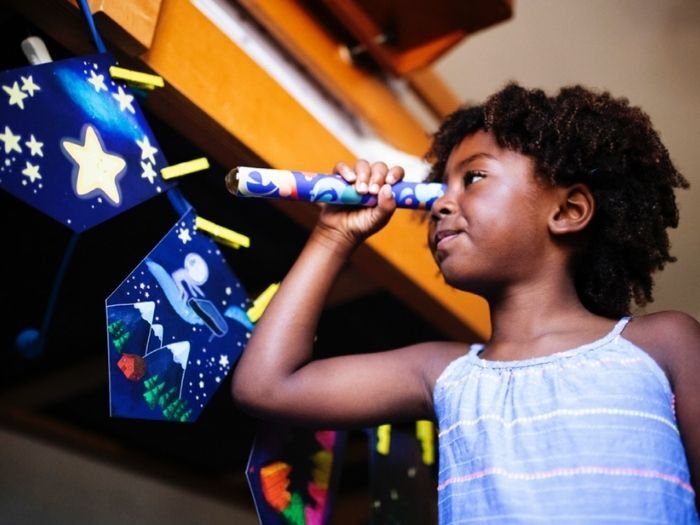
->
<box><xmin>548</xmin><ymin>184</ymin><xmax>595</xmax><ymax>235</ymax></box>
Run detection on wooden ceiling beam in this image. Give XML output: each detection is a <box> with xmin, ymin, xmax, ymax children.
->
<box><xmin>3</xmin><ymin>0</ymin><xmax>490</xmax><ymax>341</ymax></box>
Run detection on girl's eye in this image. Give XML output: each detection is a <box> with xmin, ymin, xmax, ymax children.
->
<box><xmin>464</xmin><ymin>171</ymin><xmax>485</xmax><ymax>186</ymax></box>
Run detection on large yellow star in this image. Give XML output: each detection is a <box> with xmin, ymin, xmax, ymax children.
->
<box><xmin>62</xmin><ymin>124</ymin><xmax>126</xmax><ymax>205</ymax></box>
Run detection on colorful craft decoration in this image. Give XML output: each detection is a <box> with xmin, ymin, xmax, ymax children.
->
<box><xmin>106</xmin><ymin>208</ymin><xmax>252</xmax><ymax>422</ymax></box>
<box><xmin>247</xmin><ymin>424</ymin><xmax>346</xmax><ymax>525</ymax></box>
<box><xmin>0</xmin><ymin>52</ymin><xmax>173</xmax><ymax>231</ymax></box>
<box><xmin>227</xmin><ymin>167</ymin><xmax>445</xmax><ymax>210</ymax></box>
<box><xmin>369</xmin><ymin>421</ymin><xmax>438</xmax><ymax>524</ymax></box>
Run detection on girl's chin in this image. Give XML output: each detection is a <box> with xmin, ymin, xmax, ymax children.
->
<box><xmin>439</xmin><ymin>264</ymin><xmax>485</xmax><ymax>292</ymax></box>
<box><xmin>439</xmin><ymin>266</ymin><xmax>466</xmax><ymax>288</ymax></box>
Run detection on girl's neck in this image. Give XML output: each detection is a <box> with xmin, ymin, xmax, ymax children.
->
<box><xmin>482</xmin><ymin>273</ymin><xmax>610</xmax><ymax>360</ymax></box>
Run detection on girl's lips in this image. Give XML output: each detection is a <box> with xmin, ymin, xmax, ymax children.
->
<box><xmin>434</xmin><ymin>229</ymin><xmax>460</xmax><ymax>250</ymax></box>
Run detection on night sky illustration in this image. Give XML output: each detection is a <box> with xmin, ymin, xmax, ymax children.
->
<box><xmin>0</xmin><ymin>52</ymin><xmax>173</xmax><ymax>231</ymax></box>
<box><xmin>107</xmin><ymin>208</ymin><xmax>252</xmax><ymax>422</ymax></box>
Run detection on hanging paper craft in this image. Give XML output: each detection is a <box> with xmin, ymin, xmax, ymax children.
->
<box><xmin>368</xmin><ymin>422</ymin><xmax>438</xmax><ymax>524</ymax></box>
<box><xmin>106</xmin><ymin>208</ymin><xmax>253</xmax><ymax>422</ymax></box>
<box><xmin>247</xmin><ymin>423</ymin><xmax>346</xmax><ymax>525</ymax></box>
<box><xmin>0</xmin><ymin>52</ymin><xmax>173</xmax><ymax>231</ymax></box>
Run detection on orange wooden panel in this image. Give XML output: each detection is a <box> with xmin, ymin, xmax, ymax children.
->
<box><xmin>4</xmin><ymin>0</ymin><xmax>161</xmax><ymax>56</ymax></box>
<box><xmin>321</xmin><ymin>0</ymin><xmax>513</xmax><ymax>75</ymax></box>
<box><xmin>406</xmin><ymin>68</ymin><xmax>463</xmax><ymax>119</ymax></box>
<box><xmin>143</xmin><ymin>0</ymin><xmax>351</xmax><ymax>172</ymax></box>
<box><xmin>237</xmin><ymin>0</ymin><xmax>430</xmax><ymax>156</ymax></box>
<box><xmin>87</xmin><ymin>0</ymin><xmax>163</xmax><ymax>53</ymax></box>
<box><xmin>320</xmin><ymin>0</ymin><xmax>464</xmax><ymax>75</ymax></box>
<box><xmin>6</xmin><ymin>0</ymin><xmax>490</xmax><ymax>341</ymax></box>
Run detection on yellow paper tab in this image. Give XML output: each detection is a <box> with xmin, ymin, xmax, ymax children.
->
<box><xmin>376</xmin><ymin>424</ymin><xmax>391</xmax><ymax>455</ymax></box>
<box><xmin>109</xmin><ymin>65</ymin><xmax>164</xmax><ymax>88</ymax></box>
<box><xmin>160</xmin><ymin>158</ymin><xmax>210</xmax><ymax>180</ymax></box>
<box><xmin>311</xmin><ymin>450</ymin><xmax>332</xmax><ymax>489</ymax></box>
<box><xmin>247</xmin><ymin>283</ymin><xmax>280</xmax><ymax>322</ymax></box>
<box><xmin>416</xmin><ymin>420</ymin><xmax>435</xmax><ymax>465</ymax></box>
<box><xmin>194</xmin><ymin>216</ymin><xmax>250</xmax><ymax>248</ymax></box>
<box><xmin>128</xmin><ymin>82</ymin><xmax>156</xmax><ymax>91</ymax></box>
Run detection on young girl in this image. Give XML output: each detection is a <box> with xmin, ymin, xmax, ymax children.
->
<box><xmin>232</xmin><ymin>83</ymin><xmax>699</xmax><ymax>523</ymax></box>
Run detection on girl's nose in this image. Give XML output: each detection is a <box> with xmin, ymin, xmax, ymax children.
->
<box><xmin>430</xmin><ymin>194</ymin><xmax>456</xmax><ymax>221</ymax></box>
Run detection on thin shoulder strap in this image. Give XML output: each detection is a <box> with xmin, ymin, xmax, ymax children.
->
<box><xmin>610</xmin><ymin>316</ymin><xmax>632</xmax><ymax>338</ymax></box>
<box><xmin>468</xmin><ymin>343</ymin><xmax>485</xmax><ymax>356</ymax></box>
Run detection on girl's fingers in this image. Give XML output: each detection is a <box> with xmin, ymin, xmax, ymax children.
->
<box><xmin>377</xmin><ymin>183</ymin><xmax>397</xmax><ymax>213</ymax></box>
<box><xmin>334</xmin><ymin>161</ymin><xmax>356</xmax><ymax>182</ymax></box>
<box><xmin>354</xmin><ymin>159</ymin><xmax>371</xmax><ymax>194</ymax></box>
<box><xmin>368</xmin><ymin>161</ymin><xmax>389</xmax><ymax>194</ymax></box>
<box><xmin>385</xmin><ymin>165</ymin><xmax>405</xmax><ymax>185</ymax></box>
<box><xmin>335</xmin><ymin>160</ymin><xmax>404</xmax><ymax>195</ymax></box>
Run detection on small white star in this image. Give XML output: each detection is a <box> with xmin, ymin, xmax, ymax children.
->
<box><xmin>2</xmin><ymin>81</ymin><xmax>28</xmax><ymax>109</ymax></box>
<box><xmin>62</xmin><ymin>124</ymin><xmax>126</xmax><ymax>205</ymax></box>
<box><xmin>25</xmin><ymin>134</ymin><xmax>44</xmax><ymax>157</ymax></box>
<box><xmin>87</xmin><ymin>70</ymin><xmax>107</xmax><ymax>92</ymax></box>
<box><xmin>20</xmin><ymin>75</ymin><xmax>40</xmax><ymax>96</ymax></box>
<box><xmin>0</xmin><ymin>126</ymin><xmax>22</xmax><ymax>154</ymax></box>
<box><xmin>219</xmin><ymin>355</ymin><xmax>229</xmax><ymax>368</ymax></box>
<box><xmin>140</xmin><ymin>160</ymin><xmax>157</xmax><ymax>184</ymax></box>
<box><xmin>136</xmin><ymin>135</ymin><xmax>158</xmax><ymax>164</ymax></box>
<box><xmin>112</xmin><ymin>85</ymin><xmax>135</xmax><ymax>113</ymax></box>
<box><xmin>21</xmin><ymin>161</ymin><xmax>41</xmax><ymax>183</ymax></box>
<box><xmin>178</xmin><ymin>227</ymin><xmax>192</xmax><ymax>244</ymax></box>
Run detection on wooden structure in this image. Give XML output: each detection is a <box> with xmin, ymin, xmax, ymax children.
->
<box><xmin>0</xmin><ymin>1</ymin><xmax>516</xmax><ymax>521</ymax></box>
<box><xmin>3</xmin><ymin>0</ymin><xmax>514</xmax><ymax>342</ymax></box>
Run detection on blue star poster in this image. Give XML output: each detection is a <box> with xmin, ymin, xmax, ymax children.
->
<box><xmin>106</xmin><ymin>208</ymin><xmax>253</xmax><ymax>422</ymax></box>
<box><xmin>0</xmin><ymin>52</ymin><xmax>173</xmax><ymax>231</ymax></box>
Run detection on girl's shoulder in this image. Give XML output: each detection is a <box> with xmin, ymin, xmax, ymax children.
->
<box><xmin>623</xmin><ymin>310</ymin><xmax>700</xmax><ymax>380</ymax></box>
<box><xmin>408</xmin><ymin>340</ymin><xmax>471</xmax><ymax>389</ymax></box>
<box><xmin>626</xmin><ymin>312</ymin><xmax>700</xmax><ymax>485</ymax></box>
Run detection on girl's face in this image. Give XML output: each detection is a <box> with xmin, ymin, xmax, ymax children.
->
<box><xmin>428</xmin><ymin>130</ymin><xmax>559</xmax><ymax>296</ymax></box>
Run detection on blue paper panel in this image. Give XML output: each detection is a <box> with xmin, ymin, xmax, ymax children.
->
<box><xmin>106</xmin><ymin>208</ymin><xmax>252</xmax><ymax>422</ymax></box>
<box><xmin>368</xmin><ymin>423</ymin><xmax>438</xmax><ymax>525</ymax></box>
<box><xmin>246</xmin><ymin>424</ymin><xmax>346</xmax><ymax>525</ymax></box>
<box><xmin>0</xmin><ymin>52</ymin><xmax>173</xmax><ymax>231</ymax></box>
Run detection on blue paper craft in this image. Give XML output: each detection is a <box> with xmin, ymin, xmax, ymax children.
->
<box><xmin>247</xmin><ymin>424</ymin><xmax>346</xmax><ymax>525</ymax></box>
<box><xmin>368</xmin><ymin>423</ymin><xmax>438</xmax><ymax>524</ymax></box>
<box><xmin>0</xmin><ymin>52</ymin><xmax>173</xmax><ymax>231</ymax></box>
<box><xmin>106</xmin><ymin>208</ymin><xmax>252</xmax><ymax>422</ymax></box>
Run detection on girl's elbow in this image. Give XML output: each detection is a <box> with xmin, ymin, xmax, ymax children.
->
<box><xmin>231</xmin><ymin>374</ymin><xmax>276</xmax><ymax>416</ymax></box>
<box><xmin>231</xmin><ymin>375</ymin><xmax>257</xmax><ymax>410</ymax></box>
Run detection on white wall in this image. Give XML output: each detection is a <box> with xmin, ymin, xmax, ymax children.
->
<box><xmin>435</xmin><ymin>0</ymin><xmax>700</xmax><ymax>319</ymax></box>
<box><xmin>0</xmin><ymin>428</ymin><xmax>259</xmax><ymax>525</ymax></box>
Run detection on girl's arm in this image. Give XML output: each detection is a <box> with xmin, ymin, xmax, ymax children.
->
<box><xmin>663</xmin><ymin>312</ymin><xmax>700</xmax><ymax>506</ymax></box>
<box><xmin>628</xmin><ymin>311</ymin><xmax>700</xmax><ymax>504</ymax></box>
<box><xmin>231</xmin><ymin>161</ymin><xmax>456</xmax><ymax>428</ymax></box>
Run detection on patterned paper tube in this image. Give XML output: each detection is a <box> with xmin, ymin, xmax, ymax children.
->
<box><xmin>226</xmin><ymin>167</ymin><xmax>445</xmax><ymax>210</ymax></box>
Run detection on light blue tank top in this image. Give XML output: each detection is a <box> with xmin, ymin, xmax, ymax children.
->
<box><xmin>433</xmin><ymin>317</ymin><xmax>698</xmax><ymax>524</ymax></box>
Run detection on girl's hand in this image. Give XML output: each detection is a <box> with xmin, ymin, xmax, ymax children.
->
<box><xmin>314</xmin><ymin>159</ymin><xmax>404</xmax><ymax>250</ymax></box>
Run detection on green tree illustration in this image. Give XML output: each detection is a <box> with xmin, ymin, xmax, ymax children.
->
<box><xmin>142</xmin><ymin>374</ymin><xmax>193</xmax><ymax>422</ymax></box>
<box><xmin>143</xmin><ymin>374</ymin><xmax>165</xmax><ymax>410</ymax></box>
<box><xmin>163</xmin><ymin>397</ymin><xmax>192</xmax><ymax>422</ymax></box>
<box><xmin>281</xmin><ymin>492</ymin><xmax>306</xmax><ymax>525</ymax></box>
<box><xmin>108</xmin><ymin>320</ymin><xmax>130</xmax><ymax>353</ymax></box>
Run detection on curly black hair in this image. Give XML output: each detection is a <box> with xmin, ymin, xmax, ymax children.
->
<box><xmin>426</xmin><ymin>82</ymin><xmax>688</xmax><ymax>318</ymax></box>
